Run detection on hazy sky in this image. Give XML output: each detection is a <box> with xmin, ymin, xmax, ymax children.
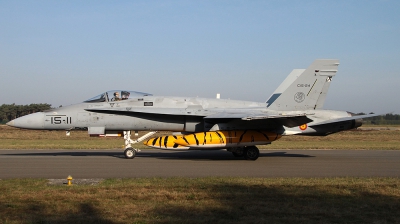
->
<box><xmin>1</xmin><ymin>0</ymin><xmax>399</xmax><ymax>114</ymax></box>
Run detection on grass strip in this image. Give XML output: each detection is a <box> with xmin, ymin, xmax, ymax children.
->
<box><xmin>1</xmin><ymin>125</ymin><xmax>400</xmax><ymax>150</ymax></box>
<box><xmin>0</xmin><ymin>177</ymin><xmax>399</xmax><ymax>223</ymax></box>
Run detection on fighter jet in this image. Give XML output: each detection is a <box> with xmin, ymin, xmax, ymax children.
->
<box><xmin>7</xmin><ymin>59</ymin><xmax>377</xmax><ymax>160</ymax></box>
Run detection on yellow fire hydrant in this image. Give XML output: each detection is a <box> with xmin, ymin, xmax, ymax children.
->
<box><xmin>67</xmin><ymin>175</ymin><xmax>73</xmax><ymax>186</ymax></box>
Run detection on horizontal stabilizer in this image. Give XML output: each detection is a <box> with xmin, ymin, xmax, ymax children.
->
<box><xmin>311</xmin><ymin>113</ymin><xmax>383</xmax><ymax>127</ymax></box>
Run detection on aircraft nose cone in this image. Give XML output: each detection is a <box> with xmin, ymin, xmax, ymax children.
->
<box><xmin>6</xmin><ymin>120</ymin><xmax>14</xmax><ymax>126</ymax></box>
<box><xmin>6</xmin><ymin>112</ymin><xmax>45</xmax><ymax>129</ymax></box>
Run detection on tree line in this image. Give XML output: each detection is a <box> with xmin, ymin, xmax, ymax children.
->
<box><xmin>0</xmin><ymin>103</ymin><xmax>52</xmax><ymax>124</ymax></box>
<box><xmin>361</xmin><ymin>113</ymin><xmax>400</xmax><ymax>125</ymax></box>
<box><xmin>1</xmin><ymin>103</ymin><xmax>400</xmax><ymax>125</ymax></box>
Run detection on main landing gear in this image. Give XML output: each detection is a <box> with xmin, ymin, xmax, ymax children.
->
<box><xmin>228</xmin><ymin>146</ymin><xmax>260</xmax><ymax>161</ymax></box>
<box><xmin>123</xmin><ymin>131</ymin><xmax>157</xmax><ymax>159</ymax></box>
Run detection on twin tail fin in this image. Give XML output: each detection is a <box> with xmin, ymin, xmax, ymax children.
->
<box><xmin>266</xmin><ymin>59</ymin><xmax>339</xmax><ymax>111</ymax></box>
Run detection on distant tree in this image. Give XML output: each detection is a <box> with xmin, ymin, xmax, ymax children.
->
<box><xmin>0</xmin><ymin>103</ymin><xmax>51</xmax><ymax>124</ymax></box>
<box><xmin>363</xmin><ymin>113</ymin><xmax>400</xmax><ymax>125</ymax></box>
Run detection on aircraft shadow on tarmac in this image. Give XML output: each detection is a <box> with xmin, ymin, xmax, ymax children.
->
<box><xmin>141</xmin><ymin>151</ymin><xmax>315</xmax><ymax>161</ymax></box>
<box><xmin>5</xmin><ymin>150</ymin><xmax>314</xmax><ymax>161</ymax></box>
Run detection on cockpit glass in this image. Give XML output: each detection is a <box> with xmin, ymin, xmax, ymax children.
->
<box><xmin>84</xmin><ymin>93</ymin><xmax>108</xmax><ymax>103</ymax></box>
<box><xmin>84</xmin><ymin>90</ymin><xmax>152</xmax><ymax>103</ymax></box>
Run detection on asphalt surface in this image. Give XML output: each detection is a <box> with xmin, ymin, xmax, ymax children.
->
<box><xmin>0</xmin><ymin>149</ymin><xmax>399</xmax><ymax>178</ymax></box>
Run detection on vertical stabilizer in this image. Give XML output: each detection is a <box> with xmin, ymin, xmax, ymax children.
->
<box><xmin>266</xmin><ymin>69</ymin><xmax>305</xmax><ymax>107</ymax></box>
<box><xmin>314</xmin><ymin>76</ymin><xmax>333</xmax><ymax>109</ymax></box>
<box><xmin>267</xmin><ymin>59</ymin><xmax>339</xmax><ymax>111</ymax></box>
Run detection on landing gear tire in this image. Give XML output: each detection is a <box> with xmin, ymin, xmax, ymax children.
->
<box><xmin>229</xmin><ymin>147</ymin><xmax>244</xmax><ymax>157</ymax></box>
<box><xmin>243</xmin><ymin>146</ymin><xmax>259</xmax><ymax>161</ymax></box>
<box><xmin>232</xmin><ymin>151</ymin><xmax>244</xmax><ymax>157</ymax></box>
<box><xmin>124</xmin><ymin>147</ymin><xmax>136</xmax><ymax>159</ymax></box>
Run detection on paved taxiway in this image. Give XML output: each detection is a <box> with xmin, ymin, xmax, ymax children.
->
<box><xmin>0</xmin><ymin>149</ymin><xmax>399</xmax><ymax>178</ymax></box>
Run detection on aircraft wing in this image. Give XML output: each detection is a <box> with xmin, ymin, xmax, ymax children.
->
<box><xmin>87</xmin><ymin>107</ymin><xmax>314</xmax><ymax>128</ymax></box>
<box><xmin>204</xmin><ymin>111</ymin><xmax>314</xmax><ymax>128</ymax></box>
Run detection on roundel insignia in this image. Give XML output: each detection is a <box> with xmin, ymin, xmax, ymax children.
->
<box><xmin>299</xmin><ymin>124</ymin><xmax>307</xmax><ymax>131</ymax></box>
<box><xmin>294</xmin><ymin>92</ymin><xmax>305</xmax><ymax>103</ymax></box>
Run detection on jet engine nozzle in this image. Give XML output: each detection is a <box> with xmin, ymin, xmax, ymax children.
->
<box><xmin>354</xmin><ymin>118</ymin><xmax>363</xmax><ymax>128</ymax></box>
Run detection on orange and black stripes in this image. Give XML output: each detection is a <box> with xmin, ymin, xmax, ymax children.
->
<box><xmin>144</xmin><ymin>130</ymin><xmax>282</xmax><ymax>150</ymax></box>
<box><xmin>144</xmin><ymin>135</ymin><xmax>188</xmax><ymax>149</ymax></box>
<box><xmin>173</xmin><ymin>130</ymin><xmax>281</xmax><ymax>148</ymax></box>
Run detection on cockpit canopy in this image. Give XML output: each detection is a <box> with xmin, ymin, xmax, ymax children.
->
<box><xmin>84</xmin><ymin>90</ymin><xmax>152</xmax><ymax>103</ymax></box>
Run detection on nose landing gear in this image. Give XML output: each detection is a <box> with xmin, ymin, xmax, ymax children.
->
<box><xmin>124</xmin><ymin>147</ymin><xmax>136</xmax><ymax>159</ymax></box>
<box><xmin>123</xmin><ymin>131</ymin><xmax>157</xmax><ymax>159</ymax></box>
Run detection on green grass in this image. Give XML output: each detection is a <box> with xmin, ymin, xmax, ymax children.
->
<box><xmin>266</xmin><ymin>130</ymin><xmax>400</xmax><ymax>150</ymax></box>
<box><xmin>2</xmin><ymin>125</ymin><xmax>400</xmax><ymax>223</ymax></box>
<box><xmin>1</xmin><ymin>177</ymin><xmax>399</xmax><ymax>223</ymax></box>
<box><xmin>1</xmin><ymin>125</ymin><xmax>400</xmax><ymax>150</ymax></box>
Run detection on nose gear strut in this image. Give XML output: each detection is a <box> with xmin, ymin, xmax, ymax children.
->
<box><xmin>123</xmin><ymin>131</ymin><xmax>157</xmax><ymax>159</ymax></box>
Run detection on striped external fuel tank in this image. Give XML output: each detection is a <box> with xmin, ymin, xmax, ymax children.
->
<box><xmin>173</xmin><ymin>130</ymin><xmax>281</xmax><ymax>148</ymax></box>
<box><xmin>144</xmin><ymin>130</ymin><xmax>281</xmax><ymax>149</ymax></box>
<box><xmin>143</xmin><ymin>135</ymin><xmax>189</xmax><ymax>150</ymax></box>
